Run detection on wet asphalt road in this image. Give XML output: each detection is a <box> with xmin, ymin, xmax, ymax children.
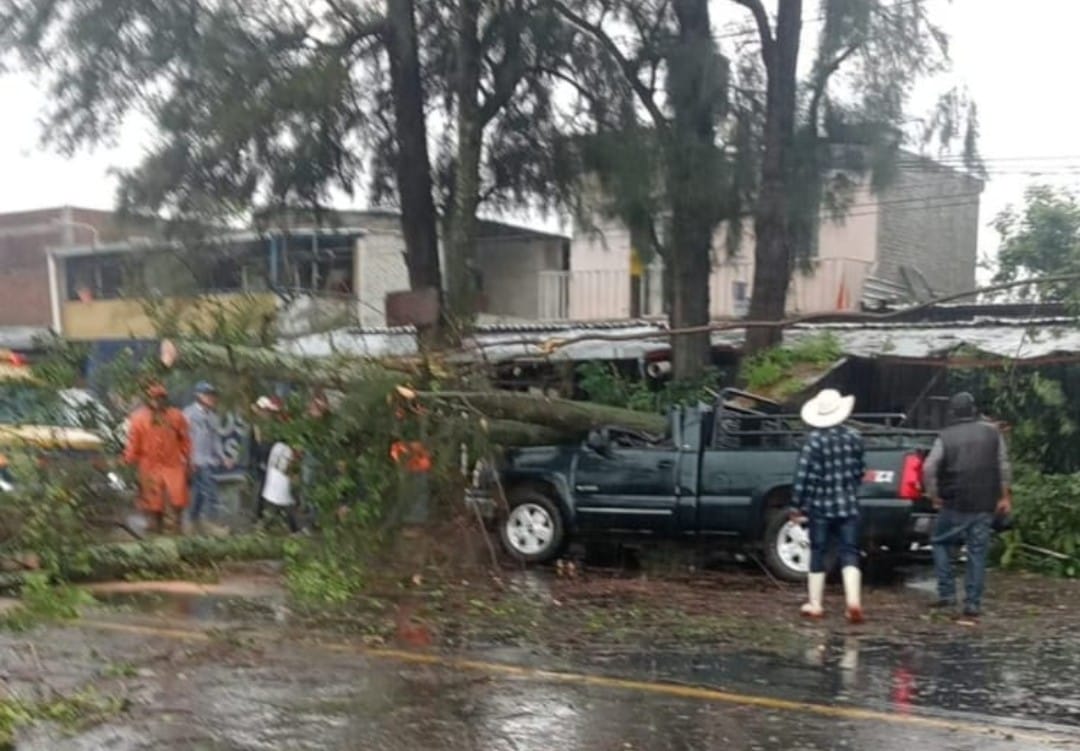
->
<box><xmin>3</xmin><ymin>614</ymin><xmax>1078</xmax><ymax>750</ymax></box>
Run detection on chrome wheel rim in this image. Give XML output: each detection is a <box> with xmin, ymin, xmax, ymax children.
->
<box><xmin>505</xmin><ymin>503</ymin><xmax>555</xmax><ymax>556</ymax></box>
<box><xmin>776</xmin><ymin>519</ymin><xmax>811</xmax><ymax>575</ymax></box>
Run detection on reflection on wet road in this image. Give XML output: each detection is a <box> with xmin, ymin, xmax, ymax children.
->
<box><xmin>5</xmin><ymin>574</ymin><xmax>1080</xmax><ymax>750</ymax></box>
<box><xmin>6</xmin><ymin>613</ymin><xmax>1075</xmax><ymax>751</ymax></box>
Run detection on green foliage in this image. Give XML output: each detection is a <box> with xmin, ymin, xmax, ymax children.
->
<box><xmin>283</xmin><ymin>538</ymin><xmax>364</xmax><ymax>607</ymax></box>
<box><xmin>576</xmin><ymin>361</ymin><xmax>722</xmax><ymax>413</ymax></box>
<box><xmin>739</xmin><ymin>334</ymin><xmax>842</xmax><ymax>398</ymax></box>
<box><xmin>30</xmin><ymin>337</ymin><xmax>89</xmax><ymax>389</ymax></box>
<box><xmin>0</xmin><ymin>459</ymin><xmax>127</xmax><ymax>581</ymax></box>
<box><xmin>997</xmin><ymin>469</ymin><xmax>1080</xmax><ymax>578</ymax></box>
<box><xmin>949</xmin><ymin>365</ymin><xmax>1080</xmax><ymax>474</ymax></box>
<box><xmin>0</xmin><ymin>573</ymin><xmax>94</xmax><ymax>631</ymax></box>
<box><xmin>0</xmin><ymin>689</ymin><xmax>124</xmax><ymax>748</ymax></box>
<box><xmin>992</xmin><ymin>185</ymin><xmax>1080</xmax><ymax>300</ymax></box>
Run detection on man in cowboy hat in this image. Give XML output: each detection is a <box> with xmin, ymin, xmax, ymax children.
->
<box><xmin>792</xmin><ymin>388</ymin><xmax>866</xmax><ymax>623</ymax></box>
<box><xmin>922</xmin><ymin>392</ymin><xmax>1012</xmax><ymax>619</ymax></box>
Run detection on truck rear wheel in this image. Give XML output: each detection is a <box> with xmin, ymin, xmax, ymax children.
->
<box><xmin>499</xmin><ymin>488</ymin><xmax>566</xmax><ymax>564</ymax></box>
<box><xmin>763</xmin><ymin>511</ymin><xmax>812</xmax><ymax>583</ymax></box>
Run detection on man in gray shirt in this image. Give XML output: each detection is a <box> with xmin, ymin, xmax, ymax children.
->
<box><xmin>183</xmin><ymin>381</ymin><xmax>233</xmax><ymax>535</ymax></box>
<box><xmin>922</xmin><ymin>392</ymin><xmax>1012</xmax><ymax>619</ymax></box>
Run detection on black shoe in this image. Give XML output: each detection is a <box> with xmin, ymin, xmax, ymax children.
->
<box><xmin>961</xmin><ymin>606</ymin><xmax>980</xmax><ymax>618</ymax></box>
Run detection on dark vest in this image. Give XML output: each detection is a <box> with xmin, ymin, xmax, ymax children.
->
<box><xmin>937</xmin><ymin>419</ymin><xmax>1003</xmax><ymax>514</ymax></box>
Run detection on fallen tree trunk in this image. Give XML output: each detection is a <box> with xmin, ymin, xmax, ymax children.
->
<box><xmin>422</xmin><ymin>391</ymin><xmax>668</xmax><ymax>436</ymax></box>
<box><xmin>173</xmin><ymin>340</ymin><xmax>412</xmax><ymax>388</ymax></box>
<box><xmin>485</xmin><ymin>419</ymin><xmax>575</xmax><ymax>446</ymax></box>
<box><xmin>0</xmin><ymin>534</ymin><xmax>286</xmax><ymax>592</ymax></box>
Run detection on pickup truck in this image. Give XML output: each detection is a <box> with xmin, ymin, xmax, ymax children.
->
<box><xmin>488</xmin><ymin>389</ymin><xmax>936</xmax><ymax>581</ymax></box>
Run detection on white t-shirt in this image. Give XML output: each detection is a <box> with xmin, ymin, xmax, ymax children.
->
<box><xmin>261</xmin><ymin>442</ymin><xmax>295</xmax><ymax>507</ymax></box>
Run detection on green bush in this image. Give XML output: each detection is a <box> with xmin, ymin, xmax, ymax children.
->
<box><xmin>739</xmin><ymin>333</ymin><xmax>841</xmax><ymax>398</ymax></box>
<box><xmin>577</xmin><ymin>361</ymin><xmax>723</xmax><ymax>413</ymax></box>
<box><xmin>998</xmin><ymin>469</ymin><xmax>1080</xmax><ymax>578</ymax></box>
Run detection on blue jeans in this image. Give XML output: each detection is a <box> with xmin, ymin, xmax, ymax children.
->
<box><xmin>932</xmin><ymin>509</ymin><xmax>993</xmax><ymax>612</ymax></box>
<box><xmin>809</xmin><ymin>515</ymin><xmax>860</xmax><ymax>573</ymax></box>
<box><xmin>189</xmin><ymin>467</ymin><xmax>220</xmax><ymax>523</ymax></box>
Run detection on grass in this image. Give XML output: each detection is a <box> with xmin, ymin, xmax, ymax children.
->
<box><xmin>0</xmin><ymin>690</ymin><xmax>125</xmax><ymax>749</ymax></box>
<box><xmin>740</xmin><ymin>333</ymin><xmax>843</xmax><ymax>399</ymax></box>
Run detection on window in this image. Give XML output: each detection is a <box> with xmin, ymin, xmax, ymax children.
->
<box><xmin>276</xmin><ymin>234</ymin><xmax>356</xmax><ymax>295</ymax></box>
<box><xmin>66</xmin><ymin>254</ymin><xmax>139</xmax><ymax>301</ymax></box>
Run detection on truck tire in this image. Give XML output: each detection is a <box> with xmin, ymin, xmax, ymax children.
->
<box><xmin>763</xmin><ymin>511</ymin><xmax>812</xmax><ymax>583</ymax></box>
<box><xmin>499</xmin><ymin>488</ymin><xmax>566</xmax><ymax>564</ymax></box>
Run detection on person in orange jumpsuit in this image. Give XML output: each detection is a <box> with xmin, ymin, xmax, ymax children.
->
<box><xmin>123</xmin><ymin>383</ymin><xmax>192</xmax><ymax>534</ymax></box>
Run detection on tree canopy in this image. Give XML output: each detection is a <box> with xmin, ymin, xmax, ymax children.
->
<box><xmin>993</xmin><ymin>185</ymin><xmax>1080</xmax><ymax>301</ymax></box>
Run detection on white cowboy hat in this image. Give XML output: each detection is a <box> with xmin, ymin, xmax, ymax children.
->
<box><xmin>800</xmin><ymin>389</ymin><xmax>855</xmax><ymax>429</ymax></box>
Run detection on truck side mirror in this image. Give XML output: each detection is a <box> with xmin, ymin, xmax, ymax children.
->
<box><xmin>586</xmin><ymin>429</ymin><xmax>612</xmax><ymax>456</ymax></box>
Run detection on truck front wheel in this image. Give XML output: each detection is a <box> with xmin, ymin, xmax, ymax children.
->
<box><xmin>499</xmin><ymin>489</ymin><xmax>566</xmax><ymax>564</ymax></box>
<box><xmin>763</xmin><ymin>511</ymin><xmax>812</xmax><ymax>583</ymax></box>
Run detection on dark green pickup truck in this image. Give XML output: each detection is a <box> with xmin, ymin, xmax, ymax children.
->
<box><xmin>487</xmin><ymin>390</ymin><xmax>936</xmax><ymax>581</ymax></box>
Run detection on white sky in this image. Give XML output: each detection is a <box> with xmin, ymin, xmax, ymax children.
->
<box><xmin>2</xmin><ymin>0</ymin><xmax>1078</xmax><ymax>265</ymax></box>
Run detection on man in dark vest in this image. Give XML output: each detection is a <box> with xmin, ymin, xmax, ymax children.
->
<box><xmin>922</xmin><ymin>392</ymin><xmax>1012</xmax><ymax>618</ymax></box>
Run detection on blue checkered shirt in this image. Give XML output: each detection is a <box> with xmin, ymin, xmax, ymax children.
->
<box><xmin>793</xmin><ymin>426</ymin><xmax>865</xmax><ymax>519</ymax></box>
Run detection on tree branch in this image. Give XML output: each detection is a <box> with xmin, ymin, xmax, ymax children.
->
<box><xmin>732</xmin><ymin>0</ymin><xmax>774</xmax><ymax>71</ymax></box>
<box><xmin>807</xmin><ymin>41</ymin><xmax>861</xmax><ymax>134</ymax></box>
<box><xmin>325</xmin><ymin>0</ymin><xmax>388</xmax><ymax>42</ymax></box>
<box><xmin>548</xmin><ymin>0</ymin><xmax>668</xmax><ymax>130</ymax></box>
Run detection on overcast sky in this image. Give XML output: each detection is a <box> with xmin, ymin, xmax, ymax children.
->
<box><xmin>2</xmin><ymin>0</ymin><xmax>1078</xmax><ymax>265</ymax></box>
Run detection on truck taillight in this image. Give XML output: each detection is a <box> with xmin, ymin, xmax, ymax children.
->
<box><xmin>899</xmin><ymin>453</ymin><xmax>924</xmax><ymax>501</ymax></box>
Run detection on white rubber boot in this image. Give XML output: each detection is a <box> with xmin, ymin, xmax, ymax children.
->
<box><xmin>800</xmin><ymin>572</ymin><xmax>826</xmax><ymax>618</ymax></box>
<box><xmin>842</xmin><ymin>566</ymin><xmax>864</xmax><ymax>624</ymax></box>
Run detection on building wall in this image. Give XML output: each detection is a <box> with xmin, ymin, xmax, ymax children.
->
<box><xmin>353</xmin><ymin>215</ymin><xmax>569</xmax><ymax>326</ymax></box>
<box><xmin>0</xmin><ymin>209</ymin><xmax>101</xmax><ymax>327</ymax></box>
<box><xmin>355</xmin><ymin>230</ymin><xmax>410</xmax><ymax>327</ymax></box>
<box><xmin>874</xmin><ymin>162</ymin><xmax>982</xmax><ymax>296</ymax></box>
<box><xmin>476</xmin><ymin>235</ymin><xmax>565</xmax><ymax>320</ymax></box>
<box><xmin>61</xmin><ymin>293</ymin><xmax>277</xmax><ymax>340</ymax></box>
<box><xmin>567</xmin><ymin>218</ymin><xmax>634</xmax><ymax>319</ymax></box>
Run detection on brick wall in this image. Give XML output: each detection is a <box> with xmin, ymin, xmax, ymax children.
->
<box><xmin>0</xmin><ymin>208</ymin><xmax>116</xmax><ymax>327</ymax></box>
<box><xmin>874</xmin><ymin>161</ymin><xmax>982</xmax><ymax>297</ymax></box>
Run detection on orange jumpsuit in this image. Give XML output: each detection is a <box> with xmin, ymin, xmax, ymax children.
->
<box><xmin>123</xmin><ymin>405</ymin><xmax>192</xmax><ymax>513</ymax></box>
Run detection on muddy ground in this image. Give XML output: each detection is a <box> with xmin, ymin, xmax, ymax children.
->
<box><xmin>295</xmin><ymin>556</ymin><xmax>1080</xmax><ymax>654</ymax></box>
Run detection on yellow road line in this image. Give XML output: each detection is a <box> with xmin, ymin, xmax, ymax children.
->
<box><xmin>81</xmin><ymin>619</ymin><xmax>1076</xmax><ymax>746</ymax></box>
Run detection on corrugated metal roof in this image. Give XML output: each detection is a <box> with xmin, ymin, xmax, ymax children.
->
<box><xmin>278</xmin><ymin>316</ymin><xmax>1080</xmax><ymax>363</ymax></box>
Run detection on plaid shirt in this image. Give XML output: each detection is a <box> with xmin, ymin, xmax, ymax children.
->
<box><xmin>793</xmin><ymin>426</ymin><xmax>866</xmax><ymax>519</ymax></box>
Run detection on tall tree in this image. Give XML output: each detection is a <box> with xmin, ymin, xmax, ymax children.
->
<box><xmin>552</xmin><ymin>0</ymin><xmax>732</xmax><ymax>379</ymax></box>
<box><xmin>993</xmin><ymin>185</ymin><xmax>1080</xmax><ymax>302</ymax></box>
<box><xmin>1</xmin><ymin>0</ymin><xmax>576</xmax><ymax>338</ymax></box>
<box><xmin>385</xmin><ymin>0</ymin><xmax>444</xmax><ymax>304</ymax></box>
<box><xmin>731</xmin><ymin>0</ymin><xmax>982</xmax><ymax>353</ymax></box>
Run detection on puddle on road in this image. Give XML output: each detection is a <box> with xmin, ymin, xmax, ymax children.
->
<box><xmin>88</xmin><ymin>578</ymin><xmax>288</xmax><ymax>626</ymax></box>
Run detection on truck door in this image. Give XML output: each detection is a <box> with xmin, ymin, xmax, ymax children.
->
<box><xmin>572</xmin><ymin>431</ymin><xmax>679</xmax><ymax>532</ymax></box>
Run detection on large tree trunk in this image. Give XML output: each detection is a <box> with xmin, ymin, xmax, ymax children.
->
<box><xmin>744</xmin><ymin>0</ymin><xmax>802</xmax><ymax>356</ymax></box>
<box><xmin>667</xmin><ymin>0</ymin><xmax>720</xmax><ymax>380</ymax></box>
<box><xmin>445</xmin><ymin>0</ymin><xmax>484</xmax><ymax>324</ymax></box>
<box><xmin>386</xmin><ymin>0</ymin><xmax>444</xmax><ymax>325</ymax></box>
